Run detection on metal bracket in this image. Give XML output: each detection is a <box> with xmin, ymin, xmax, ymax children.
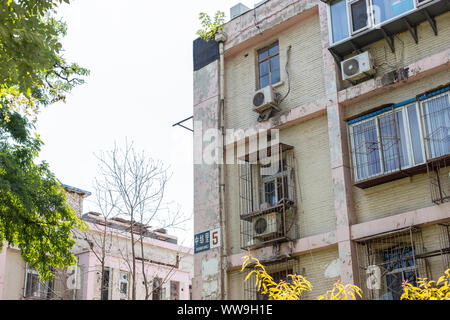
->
<box><xmin>172</xmin><ymin>115</ymin><xmax>193</xmax><ymax>132</ymax></box>
<box><xmin>380</xmin><ymin>27</ymin><xmax>395</xmax><ymax>53</ymax></box>
<box><xmin>423</xmin><ymin>9</ymin><xmax>438</xmax><ymax>36</ymax></box>
<box><xmin>403</xmin><ymin>18</ymin><xmax>418</xmax><ymax>44</ymax></box>
<box><xmin>328</xmin><ymin>47</ymin><xmax>343</xmax><ymax>69</ymax></box>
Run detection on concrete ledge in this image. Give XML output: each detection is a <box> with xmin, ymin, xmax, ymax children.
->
<box><xmin>351</xmin><ymin>202</ymin><xmax>450</xmax><ymax>240</ymax></box>
<box><xmin>226</xmin><ymin>202</ymin><xmax>450</xmax><ymax>270</ymax></box>
<box><xmin>338</xmin><ymin>49</ymin><xmax>450</xmax><ymax>106</ymax></box>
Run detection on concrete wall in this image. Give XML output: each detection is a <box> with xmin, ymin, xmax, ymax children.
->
<box><xmin>2</xmin><ymin>248</ymin><xmax>25</xmax><ymax>300</ymax></box>
<box><xmin>341</xmin><ymin>12</ymin><xmax>450</xmax><ymax>90</ymax></box>
<box><xmin>225</xmin><ymin>12</ymin><xmax>325</xmax><ymax>130</ymax></box>
<box><xmin>194</xmin><ymin>0</ymin><xmax>450</xmax><ymax>300</ymax></box>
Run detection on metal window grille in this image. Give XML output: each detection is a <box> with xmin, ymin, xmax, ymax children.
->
<box><xmin>356</xmin><ymin>227</ymin><xmax>430</xmax><ymax>300</ymax></box>
<box><xmin>243</xmin><ymin>257</ymin><xmax>299</xmax><ymax>300</ymax></box>
<box><xmin>238</xmin><ymin>145</ymin><xmax>298</xmax><ymax>249</ymax></box>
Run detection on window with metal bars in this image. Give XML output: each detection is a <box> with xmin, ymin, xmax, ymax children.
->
<box><xmin>348</xmin><ymin>88</ymin><xmax>449</xmax><ymax>186</ymax></box>
<box><xmin>24</xmin><ymin>265</ymin><xmax>55</xmax><ymax>299</ymax></box>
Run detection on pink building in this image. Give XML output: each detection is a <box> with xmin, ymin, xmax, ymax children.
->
<box><xmin>0</xmin><ymin>185</ymin><xmax>193</xmax><ymax>300</ymax></box>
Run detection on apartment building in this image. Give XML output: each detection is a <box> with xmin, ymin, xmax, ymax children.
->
<box><xmin>0</xmin><ymin>185</ymin><xmax>193</xmax><ymax>300</ymax></box>
<box><xmin>192</xmin><ymin>0</ymin><xmax>450</xmax><ymax>300</ymax></box>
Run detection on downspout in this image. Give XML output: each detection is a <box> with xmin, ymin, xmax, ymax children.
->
<box><xmin>215</xmin><ymin>31</ymin><xmax>227</xmax><ymax>300</ymax></box>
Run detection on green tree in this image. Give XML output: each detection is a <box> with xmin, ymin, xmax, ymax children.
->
<box><xmin>0</xmin><ymin>0</ymin><xmax>88</xmax><ymax>280</ymax></box>
<box><xmin>196</xmin><ymin>11</ymin><xmax>226</xmax><ymax>42</ymax></box>
<box><xmin>0</xmin><ymin>0</ymin><xmax>89</xmax><ymax>120</ymax></box>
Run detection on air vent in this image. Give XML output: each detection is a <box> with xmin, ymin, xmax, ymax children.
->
<box><xmin>341</xmin><ymin>51</ymin><xmax>374</xmax><ymax>82</ymax></box>
<box><xmin>253</xmin><ymin>92</ymin><xmax>265</xmax><ymax>107</ymax></box>
<box><xmin>343</xmin><ymin>59</ymin><xmax>360</xmax><ymax>77</ymax></box>
<box><xmin>252</xmin><ymin>86</ymin><xmax>279</xmax><ymax>114</ymax></box>
<box><xmin>253</xmin><ymin>212</ymin><xmax>277</xmax><ymax>238</ymax></box>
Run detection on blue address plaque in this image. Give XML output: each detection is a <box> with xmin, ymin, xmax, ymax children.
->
<box><xmin>194</xmin><ymin>228</ymin><xmax>221</xmax><ymax>254</ymax></box>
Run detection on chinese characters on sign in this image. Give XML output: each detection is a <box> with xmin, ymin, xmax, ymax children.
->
<box><xmin>194</xmin><ymin>227</ymin><xmax>221</xmax><ymax>254</ymax></box>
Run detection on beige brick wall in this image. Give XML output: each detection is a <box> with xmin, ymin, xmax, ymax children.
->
<box><xmin>227</xmin><ymin>246</ymin><xmax>339</xmax><ymax>300</ymax></box>
<box><xmin>224</xmin><ymin>13</ymin><xmax>325</xmax><ymax>130</ymax></box>
<box><xmin>280</xmin><ymin>115</ymin><xmax>336</xmax><ymax>238</ymax></box>
<box><xmin>66</xmin><ymin>191</ymin><xmax>84</xmax><ymax>217</ymax></box>
<box><xmin>421</xmin><ymin>224</ymin><xmax>450</xmax><ymax>281</ymax></box>
<box><xmin>296</xmin><ymin>246</ymin><xmax>339</xmax><ymax>299</ymax></box>
<box><xmin>340</xmin><ymin>12</ymin><xmax>450</xmax><ymax>90</ymax></box>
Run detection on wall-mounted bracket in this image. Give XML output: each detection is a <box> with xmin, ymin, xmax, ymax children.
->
<box><xmin>403</xmin><ymin>18</ymin><xmax>418</xmax><ymax>44</ymax></box>
<box><xmin>423</xmin><ymin>9</ymin><xmax>438</xmax><ymax>36</ymax></box>
<box><xmin>380</xmin><ymin>27</ymin><xmax>395</xmax><ymax>53</ymax></box>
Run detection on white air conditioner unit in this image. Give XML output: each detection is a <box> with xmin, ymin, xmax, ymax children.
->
<box><xmin>252</xmin><ymin>86</ymin><xmax>279</xmax><ymax>113</ymax></box>
<box><xmin>341</xmin><ymin>51</ymin><xmax>374</xmax><ymax>82</ymax></box>
<box><xmin>253</xmin><ymin>212</ymin><xmax>278</xmax><ymax>238</ymax></box>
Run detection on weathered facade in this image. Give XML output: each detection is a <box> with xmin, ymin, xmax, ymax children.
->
<box><xmin>0</xmin><ymin>185</ymin><xmax>193</xmax><ymax>300</ymax></box>
<box><xmin>193</xmin><ymin>0</ymin><xmax>450</xmax><ymax>299</ymax></box>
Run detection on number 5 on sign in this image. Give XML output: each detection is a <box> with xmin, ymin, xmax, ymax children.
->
<box><xmin>210</xmin><ymin>227</ymin><xmax>221</xmax><ymax>249</ymax></box>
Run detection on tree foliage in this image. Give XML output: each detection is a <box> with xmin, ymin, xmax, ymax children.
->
<box><xmin>196</xmin><ymin>11</ymin><xmax>226</xmax><ymax>42</ymax></box>
<box><xmin>242</xmin><ymin>252</ymin><xmax>450</xmax><ymax>300</ymax></box>
<box><xmin>0</xmin><ymin>0</ymin><xmax>88</xmax><ymax>280</ymax></box>
<box><xmin>241</xmin><ymin>251</ymin><xmax>361</xmax><ymax>300</ymax></box>
<box><xmin>401</xmin><ymin>269</ymin><xmax>450</xmax><ymax>300</ymax></box>
<box><xmin>0</xmin><ymin>111</ymin><xmax>86</xmax><ymax>280</ymax></box>
<box><xmin>0</xmin><ymin>0</ymin><xmax>89</xmax><ymax>120</ymax></box>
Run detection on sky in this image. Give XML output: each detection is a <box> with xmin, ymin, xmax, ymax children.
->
<box><xmin>35</xmin><ymin>0</ymin><xmax>257</xmax><ymax>248</ymax></box>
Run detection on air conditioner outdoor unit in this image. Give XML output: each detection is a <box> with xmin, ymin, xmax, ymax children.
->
<box><xmin>341</xmin><ymin>51</ymin><xmax>374</xmax><ymax>82</ymax></box>
<box><xmin>252</xmin><ymin>86</ymin><xmax>279</xmax><ymax>113</ymax></box>
<box><xmin>253</xmin><ymin>212</ymin><xmax>278</xmax><ymax>238</ymax></box>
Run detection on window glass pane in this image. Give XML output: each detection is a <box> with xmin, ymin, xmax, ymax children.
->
<box><xmin>330</xmin><ymin>0</ymin><xmax>349</xmax><ymax>42</ymax></box>
<box><xmin>271</xmin><ymin>69</ymin><xmax>280</xmax><ymax>84</ymax></box>
<box><xmin>422</xmin><ymin>94</ymin><xmax>450</xmax><ymax>159</ymax></box>
<box><xmin>379</xmin><ymin>113</ymin><xmax>398</xmax><ymax>172</ymax></box>
<box><xmin>372</xmin><ymin>0</ymin><xmax>414</xmax><ymax>24</ymax></box>
<box><xmin>270</xmin><ymin>56</ymin><xmax>280</xmax><ymax>72</ymax></box>
<box><xmin>259</xmin><ymin>75</ymin><xmax>269</xmax><ymax>89</ymax></box>
<box><xmin>258</xmin><ymin>49</ymin><xmax>268</xmax><ymax>61</ymax></box>
<box><xmin>351</xmin><ymin>119</ymin><xmax>382</xmax><ymax>180</ymax></box>
<box><xmin>264</xmin><ymin>181</ymin><xmax>276</xmax><ymax>206</ymax></box>
<box><xmin>259</xmin><ymin>60</ymin><xmax>269</xmax><ymax>76</ymax></box>
<box><xmin>379</xmin><ymin>111</ymin><xmax>410</xmax><ymax>172</ymax></box>
<box><xmin>407</xmin><ymin>105</ymin><xmax>424</xmax><ymax>165</ymax></box>
<box><xmin>268</xmin><ymin>43</ymin><xmax>279</xmax><ymax>56</ymax></box>
<box><xmin>350</xmin><ymin>0</ymin><xmax>368</xmax><ymax>32</ymax></box>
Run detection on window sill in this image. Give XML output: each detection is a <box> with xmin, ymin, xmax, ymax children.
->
<box><xmin>272</xmin><ymin>81</ymin><xmax>284</xmax><ymax>89</ymax></box>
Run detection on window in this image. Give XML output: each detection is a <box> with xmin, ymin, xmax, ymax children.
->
<box><xmin>257</xmin><ymin>42</ymin><xmax>280</xmax><ymax>89</ymax></box>
<box><xmin>152</xmin><ymin>278</ymin><xmax>162</xmax><ymax>300</ymax></box>
<box><xmin>24</xmin><ymin>265</ymin><xmax>54</xmax><ymax>299</ymax></box>
<box><xmin>349</xmin><ymin>0</ymin><xmax>370</xmax><ymax>33</ymax></box>
<box><xmin>372</xmin><ymin>0</ymin><xmax>414</xmax><ymax>24</ymax></box>
<box><xmin>119</xmin><ymin>271</ymin><xmax>129</xmax><ymax>300</ymax></box>
<box><xmin>170</xmin><ymin>281</ymin><xmax>180</xmax><ymax>300</ymax></box>
<box><xmin>349</xmin><ymin>89</ymin><xmax>450</xmax><ymax>184</ymax></box>
<box><xmin>422</xmin><ymin>93</ymin><xmax>450</xmax><ymax>159</ymax></box>
<box><xmin>330</xmin><ymin>0</ymin><xmax>349</xmax><ymax>43</ymax></box>
<box><xmin>350</xmin><ymin>106</ymin><xmax>419</xmax><ymax>181</ymax></box>
<box><xmin>328</xmin><ymin>0</ymin><xmax>417</xmax><ymax>44</ymax></box>
<box><xmin>383</xmin><ymin>245</ymin><xmax>418</xmax><ymax>300</ymax></box>
<box><xmin>101</xmin><ymin>268</ymin><xmax>111</xmax><ymax>300</ymax></box>
<box><xmin>261</xmin><ymin>158</ymin><xmax>289</xmax><ymax>206</ymax></box>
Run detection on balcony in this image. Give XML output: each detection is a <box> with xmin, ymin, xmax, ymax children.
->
<box><xmin>325</xmin><ymin>0</ymin><xmax>449</xmax><ymax>60</ymax></box>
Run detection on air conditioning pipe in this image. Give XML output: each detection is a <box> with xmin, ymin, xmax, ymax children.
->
<box><xmin>215</xmin><ymin>31</ymin><xmax>228</xmax><ymax>301</ymax></box>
